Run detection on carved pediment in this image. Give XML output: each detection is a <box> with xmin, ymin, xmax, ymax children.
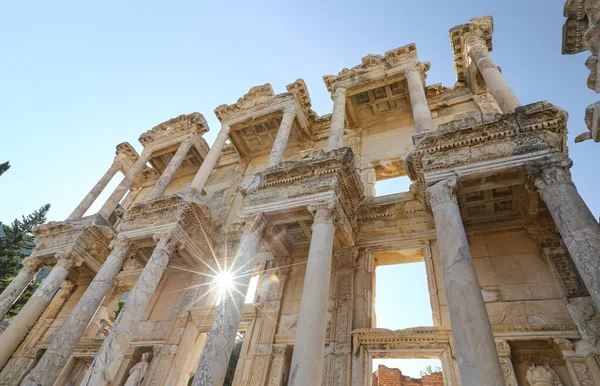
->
<box><xmin>215</xmin><ymin>84</ymin><xmax>278</xmax><ymax>121</ymax></box>
<box><xmin>139</xmin><ymin>113</ymin><xmax>209</xmax><ymax>146</ymax></box>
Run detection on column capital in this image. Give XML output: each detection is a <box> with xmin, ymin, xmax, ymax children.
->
<box><xmin>242</xmin><ymin>213</ymin><xmax>267</xmax><ymax>236</ymax></box>
<box><xmin>55</xmin><ymin>251</ymin><xmax>83</xmax><ymax>270</ymax></box>
<box><xmin>525</xmin><ymin>154</ymin><xmax>573</xmax><ymax>192</ymax></box>
<box><xmin>21</xmin><ymin>255</ymin><xmax>44</xmax><ymax>275</ymax></box>
<box><xmin>400</xmin><ymin>62</ymin><xmax>429</xmax><ymax>77</ymax></box>
<box><xmin>308</xmin><ymin>200</ymin><xmax>337</xmax><ymax>225</ymax></box>
<box><xmin>283</xmin><ymin>103</ymin><xmax>298</xmax><ymax>116</ymax></box>
<box><xmin>333</xmin><ymin>87</ymin><xmax>347</xmax><ymax>98</ymax></box>
<box><xmin>109</xmin><ymin>235</ymin><xmax>133</xmax><ymax>251</ymax></box>
<box><xmin>152</xmin><ymin>231</ymin><xmax>185</xmax><ymax>254</ymax></box>
<box><xmin>426</xmin><ymin>177</ymin><xmax>459</xmax><ymax>208</ymax></box>
<box><xmin>219</xmin><ymin>123</ymin><xmax>231</xmax><ymax>135</ymax></box>
<box><xmin>495</xmin><ymin>339</ymin><xmax>511</xmax><ymax>358</ymax></box>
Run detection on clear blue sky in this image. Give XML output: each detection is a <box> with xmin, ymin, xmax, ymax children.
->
<box><xmin>0</xmin><ymin>0</ymin><xmax>596</xmax><ymax>378</ymax></box>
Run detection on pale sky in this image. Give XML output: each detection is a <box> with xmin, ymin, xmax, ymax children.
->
<box><xmin>1</xmin><ymin>0</ymin><xmax>596</xmax><ymax>379</ymax></box>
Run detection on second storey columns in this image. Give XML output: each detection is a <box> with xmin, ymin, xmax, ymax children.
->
<box><xmin>403</xmin><ymin>63</ymin><xmax>434</xmax><ymax>133</ymax></box>
<box><xmin>426</xmin><ymin>177</ymin><xmax>505</xmax><ymax>386</ymax></box>
<box><xmin>289</xmin><ymin>201</ymin><xmax>336</xmax><ymax>386</ymax></box>
<box><xmin>146</xmin><ymin>137</ymin><xmax>194</xmax><ymax>200</ymax></box>
<box><xmin>0</xmin><ymin>255</ymin><xmax>43</xmax><ymax>321</ymax></box>
<box><xmin>328</xmin><ymin>87</ymin><xmax>347</xmax><ymax>151</ymax></box>
<box><xmin>266</xmin><ymin>104</ymin><xmax>297</xmax><ymax>168</ymax></box>
<box><xmin>190</xmin><ymin>123</ymin><xmax>230</xmax><ymax>192</ymax></box>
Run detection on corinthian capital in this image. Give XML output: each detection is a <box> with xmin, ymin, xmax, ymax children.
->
<box><xmin>307</xmin><ymin>200</ymin><xmax>337</xmax><ymax>225</ymax></box>
<box><xmin>219</xmin><ymin>123</ymin><xmax>231</xmax><ymax>135</ymax></box>
<box><xmin>525</xmin><ymin>154</ymin><xmax>573</xmax><ymax>192</ymax></box>
<box><xmin>55</xmin><ymin>250</ymin><xmax>83</xmax><ymax>270</ymax></box>
<box><xmin>21</xmin><ymin>255</ymin><xmax>44</xmax><ymax>275</ymax></box>
<box><xmin>283</xmin><ymin>103</ymin><xmax>298</xmax><ymax>116</ymax></box>
<box><xmin>242</xmin><ymin>213</ymin><xmax>267</xmax><ymax>237</ymax></box>
<box><xmin>109</xmin><ymin>236</ymin><xmax>132</xmax><ymax>252</ymax></box>
<box><xmin>426</xmin><ymin>177</ymin><xmax>459</xmax><ymax>208</ymax></box>
<box><xmin>465</xmin><ymin>37</ymin><xmax>489</xmax><ymax>61</ymax></box>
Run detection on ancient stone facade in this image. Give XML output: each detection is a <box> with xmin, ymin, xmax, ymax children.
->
<box><xmin>0</xmin><ymin>14</ymin><xmax>599</xmax><ymax>386</ymax></box>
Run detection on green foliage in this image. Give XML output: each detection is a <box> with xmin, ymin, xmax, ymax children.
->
<box><xmin>420</xmin><ymin>365</ymin><xmax>442</xmax><ymax>376</ymax></box>
<box><xmin>224</xmin><ymin>331</ymin><xmax>245</xmax><ymax>386</ymax></box>
<box><xmin>0</xmin><ymin>161</ymin><xmax>10</xmax><ymax>176</ymax></box>
<box><xmin>0</xmin><ymin>162</ymin><xmax>50</xmax><ymax>319</ymax></box>
<box><xmin>114</xmin><ymin>300</ymin><xmax>125</xmax><ymax>319</ymax></box>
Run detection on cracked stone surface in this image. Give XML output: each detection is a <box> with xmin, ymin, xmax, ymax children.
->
<box><xmin>427</xmin><ymin>177</ymin><xmax>505</xmax><ymax>386</ymax></box>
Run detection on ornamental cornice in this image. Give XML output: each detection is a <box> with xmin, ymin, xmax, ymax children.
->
<box><xmin>404</xmin><ymin>101</ymin><xmax>568</xmax><ymax>195</ymax></box>
<box><xmin>286</xmin><ymin>78</ymin><xmax>318</xmax><ymax>127</ymax></box>
<box><xmin>323</xmin><ymin>43</ymin><xmax>422</xmax><ymax>94</ymax></box>
<box><xmin>139</xmin><ymin>112</ymin><xmax>209</xmax><ymax>146</ymax></box>
<box><xmin>215</xmin><ymin>83</ymin><xmax>280</xmax><ymax>122</ymax></box>
<box><xmin>449</xmin><ymin>16</ymin><xmax>494</xmax><ymax>84</ymax></box>
<box><xmin>352</xmin><ymin>327</ymin><xmax>450</xmax><ymax>355</ymax></box>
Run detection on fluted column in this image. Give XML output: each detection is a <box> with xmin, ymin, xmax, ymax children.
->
<box><xmin>98</xmin><ymin>151</ymin><xmax>149</xmax><ymax>219</ymax></box>
<box><xmin>289</xmin><ymin>201</ymin><xmax>336</xmax><ymax>386</ymax></box>
<box><xmin>146</xmin><ymin>138</ymin><xmax>193</xmax><ymax>201</ymax></box>
<box><xmin>190</xmin><ymin>124</ymin><xmax>230</xmax><ymax>192</ymax></box>
<box><xmin>327</xmin><ymin>87</ymin><xmax>347</xmax><ymax>151</ymax></box>
<box><xmin>193</xmin><ymin>214</ymin><xmax>266</xmax><ymax>386</ymax></box>
<box><xmin>526</xmin><ymin>154</ymin><xmax>600</xmax><ymax>312</ymax></box>
<box><xmin>466</xmin><ymin>38</ymin><xmax>521</xmax><ymax>113</ymax></box>
<box><xmin>403</xmin><ymin>64</ymin><xmax>434</xmax><ymax>133</ymax></box>
<box><xmin>0</xmin><ymin>256</ymin><xmax>43</xmax><ymax>321</ymax></box>
<box><xmin>426</xmin><ymin>177</ymin><xmax>504</xmax><ymax>386</ymax></box>
<box><xmin>68</xmin><ymin>160</ymin><xmax>121</xmax><ymax>221</ymax></box>
<box><xmin>0</xmin><ymin>251</ymin><xmax>82</xmax><ymax>369</ymax></box>
<box><xmin>266</xmin><ymin>104</ymin><xmax>297</xmax><ymax>168</ymax></box>
<box><xmin>81</xmin><ymin>232</ymin><xmax>181</xmax><ymax>386</ymax></box>
<box><xmin>22</xmin><ymin>238</ymin><xmax>133</xmax><ymax>386</ymax></box>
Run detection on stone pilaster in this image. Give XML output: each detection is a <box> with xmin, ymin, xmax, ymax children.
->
<box><xmin>192</xmin><ymin>214</ymin><xmax>266</xmax><ymax>386</ymax></box>
<box><xmin>426</xmin><ymin>177</ymin><xmax>505</xmax><ymax>386</ymax></box>
<box><xmin>403</xmin><ymin>63</ymin><xmax>434</xmax><ymax>133</ymax></box>
<box><xmin>191</xmin><ymin>124</ymin><xmax>230</xmax><ymax>192</ymax></box>
<box><xmin>327</xmin><ymin>88</ymin><xmax>347</xmax><ymax>151</ymax></box>
<box><xmin>495</xmin><ymin>340</ymin><xmax>517</xmax><ymax>386</ymax></box>
<box><xmin>466</xmin><ymin>38</ymin><xmax>521</xmax><ymax>113</ymax></box>
<box><xmin>99</xmin><ymin>151</ymin><xmax>149</xmax><ymax>220</ymax></box>
<box><xmin>68</xmin><ymin>160</ymin><xmax>121</xmax><ymax>221</ymax></box>
<box><xmin>81</xmin><ymin>232</ymin><xmax>182</xmax><ymax>385</ymax></box>
<box><xmin>289</xmin><ymin>201</ymin><xmax>336</xmax><ymax>386</ymax></box>
<box><xmin>0</xmin><ymin>255</ymin><xmax>43</xmax><ymax>321</ymax></box>
<box><xmin>266</xmin><ymin>104</ymin><xmax>297</xmax><ymax>168</ymax></box>
<box><xmin>0</xmin><ymin>251</ymin><xmax>82</xmax><ymax>370</ymax></box>
<box><xmin>22</xmin><ymin>237</ymin><xmax>134</xmax><ymax>386</ymax></box>
<box><xmin>146</xmin><ymin>138</ymin><xmax>194</xmax><ymax>200</ymax></box>
<box><xmin>526</xmin><ymin>154</ymin><xmax>600</xmax><ymax>312</ymax></box>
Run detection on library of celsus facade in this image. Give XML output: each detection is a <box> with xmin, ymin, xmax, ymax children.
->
<box><xmin>2</xmin><ymin>14</ymin><xmax>600</xmax><ymax>386</ymax></box>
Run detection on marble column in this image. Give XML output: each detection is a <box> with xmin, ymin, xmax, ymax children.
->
<box><xmin>266</xmin><ymin>104</ymin><xmax>297</xmax><ymax>168</ymax></box>
<box><xmin>327</xmin><ymin>87</ymin><xmax>347</xmax><ymax>151</ymax></box>
<box><xmin>193</xmin><ymin>214</ymin><xmax>266</xmax><ymax>386</ymax></box>
<box><xmin>146</xmin><ymin>138</ymin><xmax>193</xmax><ymax>201</ymax></box>
<box><xmin>0</xmin><ymin>256</ymin><xmax>43</xmax><ymax>321</ymax></box>
<box><xmin>81</xmin><ymin>232</ymin><xmax>181</xmax><ymax>386</ymax></box>
<box><xmin>68</xmin><ymin>160</ymin><xmax>121</xmax><ymax>221</ymax></box>
<box><xmin>526</xmin><ymin>154</ymin><xmax>600</xmax><ymax>312</ymax></box>
<box><xmin>289</xmin><ymin>201</ymin><xmax>336</xmax><ymax>386</ymax></box>
<box><xmin>426</xmin><ymin>177</ymin><xmax>505</xmax><ymax>386</ymax></box>
<box><xmin>403</xmin><ymin>64</ymin><xmax>434</xmax><ymax>133</ymax></box>
<box><xmin>466</xmin><ymin>38</ymin><xmax>521</xmax><ymax>113</ymax></box>
<box><xmin>22</xmin><ymin>238</ymin><xmax>133</xmax><ymax>386</ymax></box>
<box><xmin>0</xmin><ymin>251</ymin><xmax>82</xmax><ymax>370</ymax></box>
<box><xmin>98</xmin><ymin>151</ymin><xmax>149</xmax><ymax>220</ymax></box>
<box><xmin>190</xmin><ymin>124</ymin><xmax>230</xmax><ymax>192</ymax></box>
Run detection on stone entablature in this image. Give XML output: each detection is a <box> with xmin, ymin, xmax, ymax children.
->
<box><xmin>449</xmin><ymin>16</ymin><xmax>493</xmax><ymax>86</ymax></box>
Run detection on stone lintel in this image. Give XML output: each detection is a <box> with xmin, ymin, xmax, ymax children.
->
<box><xmin>189</xmin><ymin>304</ymin><xmax>256</xmax><ymax>332</ymax></box>
<box><xmin>449</xmin><ymin>16</ymin><xmax>494</xmax><ymax>84</ymax></box>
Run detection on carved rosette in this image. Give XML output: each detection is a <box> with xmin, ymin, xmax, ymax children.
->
<box><xmin>242</xmin><ymin>213</ymin><xmax>267</xmax><ymax>237</ymax></box>
<box><xmin>525</xmin><ymin>154</ymin><xmax>573</xmax><ymax>193</ymax></box>
<box><xmin>307</xmin><ymin>200</ymin><xmax>337</xmax><ymax>226</ymax></box>
<box><xmin>21</xmin><ymin>255</ymin><xmax>44</xmax><ymax>275</ymax></box>
<box><xmin>55</xmin><ymin>250</ymin><xmax>83</xmax><ymax>270</ymax></box>
<box><xmin>426</xmin><ymin>177</ymin><xmax>458</xmax><ymax>208</ymax></box>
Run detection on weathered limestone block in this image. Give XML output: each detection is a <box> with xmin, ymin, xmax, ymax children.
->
<box><xmin>576</xmin><ymin>101</ymin><xmax>600</xmax><ymax>142</ymax></box>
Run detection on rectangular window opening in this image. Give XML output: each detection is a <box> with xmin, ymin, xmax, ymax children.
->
<box><xmin>374</xmin><ymin>248</ymin><xmax>434</xmax><ymax>329</ymax></box>
<box><xmin>374</xmin><ymin>175</ymin><xmax>411</xmax><ymax>197</ymax></box>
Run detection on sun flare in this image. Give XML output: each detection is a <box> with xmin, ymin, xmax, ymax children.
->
<box><xmin>215</xmin><ymin>271</ymin><xmax>234</xmax><ymax>292</ymax></box>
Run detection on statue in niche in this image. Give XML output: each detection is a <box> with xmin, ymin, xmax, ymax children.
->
<box><xmin>526</xmin><ymin>363</ymin><xmax>563</xmax><ymax>386</ymax></box>
<box><xmin>124</xmin><ymin>352</ymin><xmax>150</xmax><ymax>386</ymax></box>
